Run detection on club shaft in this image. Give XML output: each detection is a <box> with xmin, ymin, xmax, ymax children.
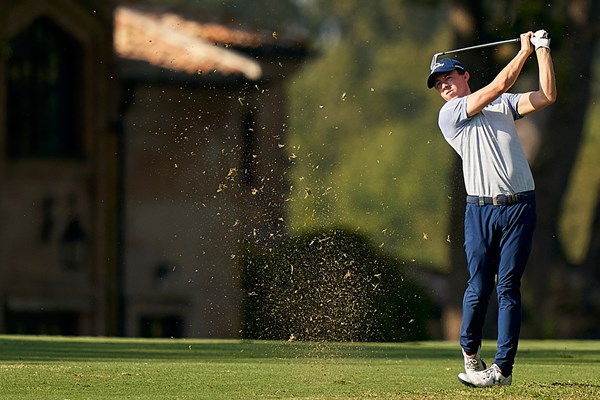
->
<box><xmin>440</xmin><ymin>38</ymin><xmax>520</xmax><ymax>56</ymax></box>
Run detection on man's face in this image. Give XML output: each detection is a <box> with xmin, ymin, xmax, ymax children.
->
<box><xmin>434</xmin><ymin>70</ymin><xmax>470</xmax><ymax>101</ymax></box>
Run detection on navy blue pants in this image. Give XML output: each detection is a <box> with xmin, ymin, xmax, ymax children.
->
<box><xmin>459</xmin><ymin>195</ymin><xmax>536</xmax><ymax>376</ymax></box>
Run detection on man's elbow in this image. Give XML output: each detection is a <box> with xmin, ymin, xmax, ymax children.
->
<box><xmin>542</xmin><ymin>95</ymin><xmax>557</xmax><ymax>109</ymax></box>
<box><xmin>547</xmin><ymin>89</ymin><xmax>557</xmax><ymax>104</ymax></box>
<box><xmin>537</xmin><ymin>89</ymin><xmax>557</xmax><ymax>108</ymax></box>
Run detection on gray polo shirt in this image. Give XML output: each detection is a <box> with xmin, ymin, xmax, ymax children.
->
<box><xmin>438</xmin><ymin>93</ymin><xmax>535</xmax><ymax>197</ymax></box>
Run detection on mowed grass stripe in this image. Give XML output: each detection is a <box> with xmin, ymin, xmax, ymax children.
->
<box><xmin>0</xmin><ymin>336</ymin><xmax>599</xmax><ymax>399</ymax></box>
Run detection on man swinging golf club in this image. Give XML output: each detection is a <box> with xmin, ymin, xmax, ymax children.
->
<box><xmin>427</xmin><ymin>30</ymin><xmax>556</xmax><ymax>387</ymax></box>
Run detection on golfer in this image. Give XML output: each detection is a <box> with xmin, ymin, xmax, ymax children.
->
<box><xmin>427</xmin><ymin>30</ymin><xmax>556</xmax><ymax>387</ymax></box>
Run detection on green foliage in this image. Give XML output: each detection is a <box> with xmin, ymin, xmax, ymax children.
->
<box><xmin>286</xmin><ymin>4</ymin><xmax>455</xmax><ymax>267</ymax></box>
<box><xmin>241</xmin><ymin>228</ymin><xmax>434</xmax><ymax>342</ymax></box>
<box><xmin>151</xmin><ymin>0</ymin><xmax>600</xmax><ymax>320</ymax></box>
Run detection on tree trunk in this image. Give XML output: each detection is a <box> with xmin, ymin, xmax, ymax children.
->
<box><xmin>442</xmin><ymin>156</ymin><xmax>467</xmax><ymax>340</ymax></box>
<box><xmin>525</xmin><ymin>0</ymin><xmax>600</xmax><ymax>338</ymax></box>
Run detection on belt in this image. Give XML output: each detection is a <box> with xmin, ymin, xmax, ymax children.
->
<box><xmin>466</xmin><ymin>191</ymin><xmax>535</xmax><ymax>206</ymax></box>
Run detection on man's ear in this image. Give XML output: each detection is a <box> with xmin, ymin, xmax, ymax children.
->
<box><xmin>464</xmin><ymin>71</ymin><xmax>470</xmax><ymax>82</ymax></box>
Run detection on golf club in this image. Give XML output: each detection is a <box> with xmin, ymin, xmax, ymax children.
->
<box><xmin>430</xmin><ymin>38</ymin><xmax>520</xmax><ymax>70</ymax></box>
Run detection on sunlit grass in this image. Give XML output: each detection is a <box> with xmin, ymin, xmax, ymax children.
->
<box><xmin>1</xmin><ymin>336</ymin><xmax>599</xmax><ymax>399</ymax></box>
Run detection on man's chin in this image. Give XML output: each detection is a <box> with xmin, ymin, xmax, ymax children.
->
<box><xmin>443</xmin><ymin>93</ymin><xmax>456</xmax><ymax>101</ymax></box>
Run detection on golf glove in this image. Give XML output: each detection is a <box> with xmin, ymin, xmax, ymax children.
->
<box><xmin>530</xmin><ymin>29</ymin><xmax>550</xmax><ymax>51</ymax></box>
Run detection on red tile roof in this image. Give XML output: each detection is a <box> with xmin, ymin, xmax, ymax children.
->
<box><xmin>114</xmin><ymin>5</ymin><xmax>272</xmax><ymax>79</ymax></box>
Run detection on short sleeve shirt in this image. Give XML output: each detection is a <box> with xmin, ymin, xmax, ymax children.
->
<box><xmin>438</xmin><ymin>93</ymin><xmax>535</xmax><ymax>197</ymax></box>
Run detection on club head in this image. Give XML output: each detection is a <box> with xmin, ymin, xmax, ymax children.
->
<box><xmin>430</xmin><ymin>52</ymin><xmax>443</xmax><ymax>71</ymax></box>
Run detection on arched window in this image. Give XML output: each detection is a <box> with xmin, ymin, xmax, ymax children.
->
<box><xmin>6</xmin><ymin>16</ymin><xmax>83</xmax><ymax>159</ymax></box>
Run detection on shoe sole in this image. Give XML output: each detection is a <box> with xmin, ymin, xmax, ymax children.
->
<box><xmin>457</xmin><ymin>375</ymin><xmax>477</xmax><ymax>388</ymax></box>
<box><xmin>457</xmin><ymin>375</ymin><xmax>512</xmax><ymax>388</ymax></box>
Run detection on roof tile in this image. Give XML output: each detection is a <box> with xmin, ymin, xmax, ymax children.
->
<box><xmin>114</xmin><ymin>5</ymin><xmax>273</xmax><ymax>79</ymax></box>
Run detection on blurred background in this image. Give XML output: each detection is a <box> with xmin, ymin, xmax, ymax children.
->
<box><xmin>0</xmin><ymin>0</ymin><xmax>598</xmax><ymax>341</ymax></box>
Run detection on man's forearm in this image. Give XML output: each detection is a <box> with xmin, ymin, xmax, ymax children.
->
<box><xmin>536</xmin><ymin>48</ymin><xmax>557</xmax><ymax>103</ymax></box>
<box><xmin>492</xmin><ymin>49</ymin><xmax>531</xmax><ymax>92</ymax></box>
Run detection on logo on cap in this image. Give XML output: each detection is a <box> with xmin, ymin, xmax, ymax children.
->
<box><xmin>430</xmin><ymin>62</ymin><xmax>445</xmax><ymax>72</ymax></box>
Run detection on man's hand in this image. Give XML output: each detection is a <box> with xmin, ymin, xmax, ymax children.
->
<box><xmin>530</xmin><ymin>29</ymin><xmax>551</xmax><ymax>51</ymax></box>
<box><xmin>520</xmin><ymin>32</ymin><xmax>534</xmax><ymax>55</ymax></box>
<box><xmin>517</xmin><ymin>29</ymin><xmax>556</xmax><ymax>116</ymax></box>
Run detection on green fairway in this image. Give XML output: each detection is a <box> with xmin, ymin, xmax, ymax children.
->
<box><xmin>1</xmin><ymin>336</ymin><xmax>599</xmax><ymax>399</ymax></box>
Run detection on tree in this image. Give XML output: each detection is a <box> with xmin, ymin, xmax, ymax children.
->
<box><xmin>177</xmin><ymin>0</ymin><xmax>600</xmax><ymax>339</ymax></box>
<box><xmin>286</xmin><ymin>0</ymin><xmax>455</xmax><ymax>267</ymax></box>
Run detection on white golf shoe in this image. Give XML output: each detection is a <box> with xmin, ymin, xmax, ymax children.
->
<box><xmin>458</xmin><ymin>364</ymin><xmax>512</xmax><ymax>388</ymax></box>
<box><xmin>462</xmin><ymin>347</ymin><xmax>486</xmax><ymax>374</ymax></box>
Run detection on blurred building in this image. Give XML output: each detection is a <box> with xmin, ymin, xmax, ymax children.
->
<box><xmin>0</xmin><ymin>0</ymin><xmax>309</xmax><ymax>337</ymax></box>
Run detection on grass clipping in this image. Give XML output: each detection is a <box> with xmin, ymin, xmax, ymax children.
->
<box><xmin>241</xmin><ymin>228</ymin><xmax>433</xmax><ymax>342</ymax></box>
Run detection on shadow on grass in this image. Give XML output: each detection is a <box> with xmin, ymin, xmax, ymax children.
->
<box><xmin>0</xmin><ymin>336</ymin><xmax>458</xmax><ymax>362</ymax></box>
<box><xmin>2</xmin><ymin>336</ymin><xmax>600</xmax><ymax>366</ymax></box>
